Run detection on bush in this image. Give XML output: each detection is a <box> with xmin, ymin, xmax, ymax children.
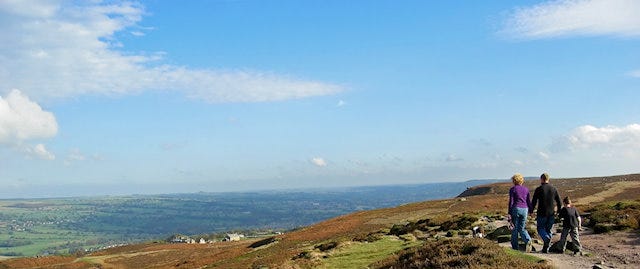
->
<box><xmin>388</xmin><ymin>218</ymin><xmax>437</xmax><ymax>236</ymax></box>
<box><xmin>315</xmin><ymin>241</ymin><xmax>339</xmax><ymax>252</ymax></box>
<box><xmin>371</xmin><ymin>238</ymin><xmax>550</xmax><ymax>269</ymax></box>
<box><xmin>439</xmin><ymin>215</ymin><xmax>478</xmax><ymax>231</ymax></box>
<box><xmin>389</xmin><ymin>223</ymin><xmax>413</xmax><ymax>236</ymax></box>
<box><xmin>248</xmin><ymin>237</ymin><xmax>277</xmax><ymax>248</ymax></box>
<box><xmin>446</xmin><ymin>230</ymin><xmax>458</xmax><ymax>237</ymax></box>
<box><xmin>587</xmin><ymin>200</ymin><xmax>640</xmax><ymax>232</ymax></box>
<box><xmin>353</xmin><ymin>232</ymin><xmax>384</xmax><ymax>242</ymax></box>
<box><xmin>293</xmin><ymin>251</ymin><xmax>312</xmax><ymax>260</ymax></box>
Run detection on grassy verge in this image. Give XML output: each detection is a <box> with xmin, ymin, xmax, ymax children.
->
<box><xmin>319</xmin><ymin>236</ymin><xmax>419</xmax><ymax>269</ymax></box>
<box><xmin>504</xmin><ymin>248</ymin><xmax>546</xmax><ymax>263</ymax></box>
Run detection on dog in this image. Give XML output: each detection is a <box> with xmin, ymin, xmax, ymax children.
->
<box><xmin>472</xmin><ymin>226</ymin><xmax>485</xmax><ymax>238</ymax></box>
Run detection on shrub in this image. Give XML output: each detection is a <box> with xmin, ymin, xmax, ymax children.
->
<box><xmin>248</xmin><ymin>237</ymin><xmax>277</xmax><ymax>248</ymax></box>
<box><xmin>445</xmin><ymin>230</ymin><xmax>458</xmax><ymax>237</ymax></box>
<box><xmin>293</xmin><ymin>251</ymin><xmax>312</xmax><ymax>260</ymax></box>
<box><xmin>587</xmin><ymin>199</ymin><xmax>640</xmax><ymax>232</ymax></box>
<box><xmin>388</xmin><ymin>218</ymin><xmax>438</xmax><ymax>236</ymax></box>
<box><xmin>315</xmin><ymin>241</ymin><xmax>339</xmax><ymax>252</ymax></box>
<box><xmin>389</xmin><ymin>223</ymin><xmax>413</xmax><ymax>236</ymax></box>
<box><xmin>439</xmin><ymin>215</ymin><xmax>478</xmax><ymax>231</ymax></box>
<box><xmin>371</xmin><ymin>238</ymin><xmax>550</xmax><ymax>269</ymax></box>
<box><xmin>353</xmin><ymin>232</ymin><xmax>384</xmax><ymax>242</ymax></box>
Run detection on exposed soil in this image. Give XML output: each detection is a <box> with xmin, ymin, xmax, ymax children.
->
<box><xmin>500</xmin><ymin>228</ymin><xmax>640</xmax><ymax>269</ymax></box>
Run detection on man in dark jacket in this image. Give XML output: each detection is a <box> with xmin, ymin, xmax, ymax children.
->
<box><xmin>530</xmin><ymin>172</ymin><xmax>562</xmax><ymax>253</ymax></box>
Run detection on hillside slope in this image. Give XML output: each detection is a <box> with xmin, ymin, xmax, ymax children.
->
<box><xmin>1</xmin><ymin>173</ymin><xmax>639</xmax><ymax>269</ymax></box>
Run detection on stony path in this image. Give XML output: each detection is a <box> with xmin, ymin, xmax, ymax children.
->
<box><xmin>500</xmin><ymin>229</ymin><xmax>640</xmax><ymax>269</ymax></box>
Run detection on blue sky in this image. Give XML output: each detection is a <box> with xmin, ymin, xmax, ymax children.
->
<box><xmin>1</xmin><ymin>0</ymin><xmax>640</xmax><ymax>198</ymax></box>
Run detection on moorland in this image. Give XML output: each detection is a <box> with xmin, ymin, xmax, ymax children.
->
<box><xmin>1</xmin><ymin>174</ymin><xmax>639</xmax><ymax>268</ymax></box>
<box><xmin>0</xmin><ymin>181</ymin><xmax>485</xmax><ymax>257</ymax></box>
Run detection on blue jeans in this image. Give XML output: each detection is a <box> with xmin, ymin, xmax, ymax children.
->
<box><xmin>537</xmin><ymin>215</ymin><xmax>555</xmax><ymax>244</ymax></box>
<box><xmin>511</xmin><ymin>207</ymin><xmax>531</xmax><ymax>250</ymax></box>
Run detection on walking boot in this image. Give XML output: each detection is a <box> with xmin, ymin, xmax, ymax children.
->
<box><xmin>541</xmin><ymin>241</ymin><xmax>549</xmax><ymax>253</ymax></box>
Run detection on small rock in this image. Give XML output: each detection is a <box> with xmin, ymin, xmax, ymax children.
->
<box><xmin>592</xmin><ymin>265</ymin><xmax>604</xmax><ymax>269</ymax></box>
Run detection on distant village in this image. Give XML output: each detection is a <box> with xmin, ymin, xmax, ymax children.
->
<box><xmin>168</xmin><ymin>233</ymin><xmax>244</xmax><ymax>244</ymax></box>
<box><xmin>166</xmin><ymin>231</ymin><xmax>283</xmax><ymax>244</ymax></box>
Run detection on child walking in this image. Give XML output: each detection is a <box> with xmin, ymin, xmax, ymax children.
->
<box><xmin>558</xmin><ymin>196</ymin><xmax>582</xmax><ymax>255</ymax></box>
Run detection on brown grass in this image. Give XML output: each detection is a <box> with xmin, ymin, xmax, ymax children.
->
<box><xmin>371</xmin><ymin>238</ymin><xmax>551</xmax><ymax>269</ymax></box>
<box><xmin>2</xmin><ymin>173</ymin><xmax>639</xmax><ymax>268</ymax></box>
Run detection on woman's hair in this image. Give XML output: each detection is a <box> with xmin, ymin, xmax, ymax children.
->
<box><xmin>511</xmin><ymin>173</ymin><xmax>524</xmax><ymax>185</ymax></box>
<box><xmin>563</xmin><ymin>196</ymin><xmax>571</xmax><ymax>205</ymax></box>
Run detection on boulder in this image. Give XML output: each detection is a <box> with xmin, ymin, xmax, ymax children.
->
<box><xmin>550</xmin><ymin>241</ymin><xmax>580</xmax><ymax>253</ymax></box>
<box><xmin>486</xmin><ymin>225</ymin><xmax>511</xmax><ymax>241</ymax></box>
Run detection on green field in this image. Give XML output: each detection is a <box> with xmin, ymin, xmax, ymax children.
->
<box><xmin>0</xmin><ymin>182</ymin><xmax>480</xmax><ymax>257</ymax></box>
<box><xmin>319</xmin><ymin>236</ymin><xmax>420</xmax><ymax>268</ymax></box>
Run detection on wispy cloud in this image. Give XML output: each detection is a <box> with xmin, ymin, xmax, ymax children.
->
<box><xmin>311</xmin><ymin>157</ymin><xmax>328</xmax><ymax>167</ymax></box>
<box><xmin>23</xmin><ymin>143</ymin><xmax>55</xmax><ymax>160</ymax></box>
<box><xmin>538</xmin><ymin>151</ymin><xmax>550</xmax><ymax>160</ymax></box>
<box><xmin>64</xmin><ymin>148</ymin><xmax>87</xmax><ymax>165</ymax></box>
<box><xmin>445</xmin><ymin>154</ymin><xmax>463</xmax><ymax>162</ymax></box>
<box><xmin>0</xmin><ymin>1</ymin><xmax>343</xmax><ymax>103</ymax></box>
<box><xmin>502</xmin><ymin>0</ymin><xmax>640</xmax><ymax>39</ymax></box>
<box><xmin>628</xmin><ymin>70</ymin><xmax>640</xmax><ymax>78</ymax></box>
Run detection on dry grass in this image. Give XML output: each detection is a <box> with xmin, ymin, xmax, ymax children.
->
<box><xmin>371</xmin><ymin>238</ymin><xmax>550</xmax><ymax>269</ymax></box>
<box><xmin>2</xmin><ymin>173</ymin><xmax>639</xmax><ymax>268</ymax></box>
<box><xmin>586</xmin><ymin>200</ymin><xmax>640</xmax><ymax>233</ymax></box>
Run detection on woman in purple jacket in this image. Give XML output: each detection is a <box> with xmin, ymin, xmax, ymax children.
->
<box><xmin>509</xmin><ymin>173</ymin><xmax>532</xmax><ymax>252</ymax></box>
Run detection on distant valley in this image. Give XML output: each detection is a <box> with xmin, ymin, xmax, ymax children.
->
<box><xmin>0</xmin><ymin>180</ymin><xmax>497</xmax><ymax>257</ymax></box>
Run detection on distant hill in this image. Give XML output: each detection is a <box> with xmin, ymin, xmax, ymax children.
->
<box><xmin>0</xmin><ymin>180</ymin><xmax>498</xmax><ymax>257</ymax></box>
<box><xmin>2</xmin><ymin>174</ymin><xmax>638</xmax><ymax>268</ymax></box>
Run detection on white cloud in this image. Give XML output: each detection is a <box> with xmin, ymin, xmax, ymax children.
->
<box><xmin>68</xmin><ymin>150</ymin><xmax>86</xmax><ymax>161</ymax></box>
<box><xmin>551</xmin><ymin>124</ymin><xmax>640</xmax><ymax>154</ymax></box>
<box><xmin>445</xmin><ymin>154</ymin><xmax>463</xmax><ymax>162</ymax></box>
<box><xmin>628</xmin><ymin>70</ymin><xmax>640</xmax><ymax>77</ymax></box>
<box><xmin>538</xmin><ymin>151</ymin><xmax>550</xmax><ymax>160</ymax></box>
<box><xmin>565</xmin><ymin>124</ymin><xmax>640</xmax><ymax>149</ymax></box>
<box><xmin>0</xmin><ymin>89</ymin><xmax>58</xmax><ymax>144</ymax></box>
<box><xmin>503</xmin><ymin>0</ymin><xmax>640</xmax><ymax>39</ymax></box>
<box><xmin>66</xmin><ymin>148</ymin><xmax>86</xmax><ymax>162</ymax></box>
<box><xmin>311</xmin><ymin>157</ymin><xmax>327</xmax><ymax>167</ymax></box>
<box><xmin>0</xmin><ymin>1</ymin><xmax>343</xmax><ymax>103</ymax></box>
<box><xmin>24</xmin><ymin>143</ymin><xmax>55</xmax><ymax>160</ymax></box>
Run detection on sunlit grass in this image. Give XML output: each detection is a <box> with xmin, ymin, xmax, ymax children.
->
<box><xmin>505</xmin><ymin>247</ymin><xmax>545</xmax><ymax>263</ymax></box>
<box><xmin>319</xmin><ymin>236</ymin><xmax>419</xmax><ymax>269</ymax></box>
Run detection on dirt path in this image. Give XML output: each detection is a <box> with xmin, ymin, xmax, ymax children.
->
<box><xmin>501</xmin><ymin>228</ymin><xmax>640</xmax><ymax>269</ymax></box>
<box><xmin>574</xmin><ymin>181</ymin><xmax>640</xmax><ymax>206</ymax></box>
<box><xmin>75</xmin><ymin>250</ymin><xmax>170</xmax><ymax>268</ymax></box>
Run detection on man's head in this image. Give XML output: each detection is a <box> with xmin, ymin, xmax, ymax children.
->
<box><xmin>540</xmin><ymin>172</ymin><xmax>550</xmax><ymax>183</ymax></box>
